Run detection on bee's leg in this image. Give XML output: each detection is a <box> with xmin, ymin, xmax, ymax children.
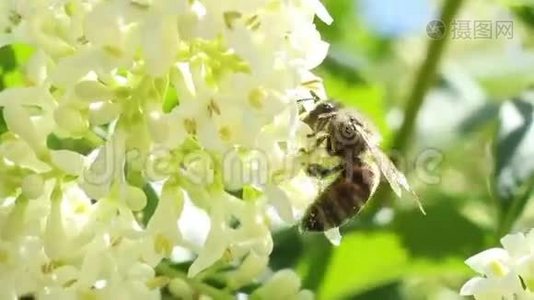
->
<box><xmin>301</xmin><ymin>133</ymin><xmax>329</xmax><ymax>154</ymax></box>
<box><xmin>317</xmin><ymin>112</ymin><xmax>337</xmax><ymax>120</ymax></box>
<box><xmin>313</xmin><ymin>134</ymin><xmax>328</xmax><ymax>148</ymax></box>
<box><xmin>306</xmin><ymin>122</ymin><xmax>327</xmax><ymax>137</ymax></box>
<box><xmin>306</xmin><ymin>114</ymin><xmax>334</xmax><ymax>137</ymax></box>
<box><xmin>341</xmin><ymin>149</ymin><xmax>360</xmax><ymax>181</ymax></box>
<box><xmin>326</xmin><ymin>136</ymin><xmax>336</xmax><ymax>155</ymax></box>
<box><xmin>306</xmin><ymin>164</ymin><xmax>344</xmax><ymax>179</ymax></box>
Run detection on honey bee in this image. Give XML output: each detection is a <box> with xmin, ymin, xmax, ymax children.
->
<box><xmin>298</xmin><ymin>95</ymin><xmax>425</xmax><ymax>232</ymax></box>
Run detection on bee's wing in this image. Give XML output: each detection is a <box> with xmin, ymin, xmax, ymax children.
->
<box><xmin>357</xmin><ymin>127</ymin><xmax>426</xmax><ymax>214</ymax></box>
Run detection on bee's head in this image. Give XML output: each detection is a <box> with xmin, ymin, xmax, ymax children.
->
<box><xmin>302</xmin><ymin>101</ymin><xmax>339</xmax><ymax>128</ymax></box>
<box><xmin>313</xmin><ymin>102</ymin><xmax>337</xmax><ymax>115</ymax></box>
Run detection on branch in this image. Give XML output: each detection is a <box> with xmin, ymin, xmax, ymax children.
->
<box><xmin>391</xmin><ymin>0</ymin><xmax>466</xmax><ymax>153</ymax></box>
<box><xmin>355</xmin><ymin>0</ymin><xmax>467</xmax><ymax>223</ymax></box>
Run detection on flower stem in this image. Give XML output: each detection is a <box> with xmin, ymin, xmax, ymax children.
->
<box><xmin>497</xmin><ymin>180</ymin><xmax>534</xmax><ymax>238</ymax></box>
<box><xmin>155</xmin><ymin>261</ymin><xmax>234</xmax><ymax>300</ymax></box>
<box><xmin>353</xmin><ymin>0</ymin><xmax>466</xmax><ymax>223</ymax></box>
<box><xmin>391</xmin><ymin>0</ymin><xmax>465</xmax><ymax>153</ymax></box>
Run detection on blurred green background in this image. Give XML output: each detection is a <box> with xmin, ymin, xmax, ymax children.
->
<box><xmin>272</xmin><ymin>0</ymin><xmax>534</xmax><ymax>299</ymax></box>
<box><xmin>2</xmin><ymin>0</ymin><xmax>534</xmax><ymax>299</ymax></box>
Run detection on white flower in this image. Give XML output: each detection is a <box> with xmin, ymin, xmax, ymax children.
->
<box><xmin>460</xmin><ymin>230</ymin><xmax>534</xmax><ymax>299</ymax></box>
<box><xmin>0</xmin><ymin>0</ymin><xmax>332</xmax><ymax>298</ymax></box>
<box><xmin>250</xmin><ymin>269</ymin><xmax>313</xmax><ymax>300</ymax></box>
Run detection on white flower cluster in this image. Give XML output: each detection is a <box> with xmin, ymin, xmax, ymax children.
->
<box><xmin>461</xmin><ymin>230</ymin><xmax>534</xmax><ymax>300</ymax></box>
<box><xmin>0</xmin><ymin>0</ymin><xmax>332</xmax><ymax>299</ymax></box>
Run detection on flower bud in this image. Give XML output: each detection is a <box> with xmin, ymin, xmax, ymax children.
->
<box><xmin>124</xmin><ymin>185</ymin><xmax>147</xmax><ymax>212</ymax></box>
<box><xmin>226</xmin><ymin>252</ymin><xmax>268</xmax><ymax>289</ymax></box>
<box><xmin>75</xmin><ymin>80</ymin><xmax>113</xmax><ymax>102</ymax></box>
<box><xmin>53</xmin><ymin>105</ymin><xmax>88</xmax><ymax>135</ymax></box>
<box><xmin>89</xmin><ymin>101</ymin><xmax>121</xmax><ymax>126</ymax></box>
<box><xmin>251</xmin><ymin>269</ymin><xmax>301</xmax><ymax>299</ymax></box>
<box><xmin>51</xmin><ymin>150</ymin><xmax>84</xmax><ymax>176</ymax></box>
<box><xmin>3</xmin><ymin>105</ymin><xmax>47</xmax><ymax>156</ymax></box>
<box><xmin>1</xmin><ymin>140</ymin><xmax>32</xmax><ymax>165</ymax></box>
<box><xmin>168</xmin><ymin>278</ymin><xmax>193</xmax><ymax>300</ymax></box>
<box><xmin>21</xmin><ymin>174</ymin><xmax>44</xmax><ymax>199</ymax></box>
<box><xmin>147</xmin><ymin>111</ymin><xmax>169</xmax><ymax>143</ymax></box>
<box><xmin>128</xmin><ymin>262</ymin><xmax>155</xmax><ymax>281</ymax></box>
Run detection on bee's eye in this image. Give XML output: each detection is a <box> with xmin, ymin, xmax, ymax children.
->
<box><xmin>317</xmin><ymin>102</ymin><xmax>336</xmax><ymax>113</ymax></box>
<box><xmin>349</xmin><ymin>116</ymin><xmax>363</xmax><ymax>126</ymax></box>
<box><xmin>342</xmin><ymin>123</ymin><xmax>356</xmax><ymax>136</ymax></box>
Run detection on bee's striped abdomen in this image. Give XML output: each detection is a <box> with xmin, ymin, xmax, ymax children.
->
<box><xmin>301</xmin><ymin>161</ymin><xmax>379</xmax><ymax>232</ymax></box>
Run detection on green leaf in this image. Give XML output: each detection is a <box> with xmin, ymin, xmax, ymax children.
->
<box><xmin>12</xmin><ymin>44</ymin><xmax>34</xmax><ymax>64</ymax></box>
<box><xmin>46</xmin><ymin>133</ymin><xmax>99</xmax><ymax>155</ymax></box>
<box><xmin>316</xmin><ymin>0</ymin><xmax>354</xmax><ymax>42</ymax></box>
<box><xmin>318</xmin><ymin>231</ymin><xmax>408</xmax><ymax>299</ymax></box>
<box><xmin>141</xmin><ymin>183</ymin><xmax>159</xmax><ymax>226</ymax></box>
<box><xmin>126</xmin><ymin>169</ymin><xmax>145</xmax><ymax>187</ymax></box>
<box><xmin>494</xmin><ymin>96</ymin><xmax>534</xmax><ymax>203</ymax></box>
<box><xmin>299</xmin><ymin>234</ymin><xmax>333</xmax><ymax>293</ymax></box>
<box><xmin>391</xmin><ymin>200</ymin><xmax>486</xmax><ymax>259</ymax></box>
<box><xmin>511</xmin><ymin>5</ymin><xmax>534</xmax><ymax>28</ymax></box>
<box><xmin>480</xmin><ymin>74</ymin><xmax>534</xmax><ymax>100</ymax></box>
<box><xmin>495</xmin><ymin>98</ymin><xmax>534</xmax><ymax>201</ymax></box>
<box><xmin>318</xmin><ymin>1</ymin><xmax>394</xmax><ymax>61</ymax></box>
<box><xmin>0</xmin><ymin>46</ymin><xmax>17</xmax><ymax>74</ymax></box>
<box><xmin>3</xmin><ymin>70</ymin><xmax>24</xmax><ymax>87</ymax></box>
<box><xmin>493</xmin><ymin>95</ymin><xmax>534</xmax><ymax>234</ymax></box>
<box><xmin>242</xmin><ymin>185</ymin><xmax>263</xmax><ymax>202</ymax></box>
<box><xmin>270</xmin><ymin>229</ymin><xmax>303</xmax><ymax>271</ymax></box>
<box><xmin>458</xmin><ymin>103</ymin><xmax>499</xmax><ymax>135</ymax></box>
<box><xmin>163</xmin><ymin>84</ymin><xmax>179</xmax><ymax>113</ymax></box>
<box><xmin>0</xmin><ymin>44</ymin><xmax>35</xmax><ymax>88</ymax></box>
<box><xmin>320</xmin><ymin>54</ymin><xmax>366</xmax><ymax>85</ymax></box>
<box><xmin>348</xmin><ymin>281</ymin><xmax>402</xmax><ymax>300</ymax></box>
<box><xmin>0</xmin><ymin>108</ymin><xmax>6</xmax><ymax>136</ymax></box>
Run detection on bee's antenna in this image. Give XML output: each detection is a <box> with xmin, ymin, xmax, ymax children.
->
<box><xmin>297</xmin><ymin>91</ymin><xmax>322</xmax><ymax>103</ymax></box>
<box><xmin>310</xmin><ymin>90</ymin><xmax>321</xmax><ymax>101</ymax></box>
<box><xmin>296</xmin><ymin>97</ymin><xmax>316</xmax><ymax>103</ymax></box>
